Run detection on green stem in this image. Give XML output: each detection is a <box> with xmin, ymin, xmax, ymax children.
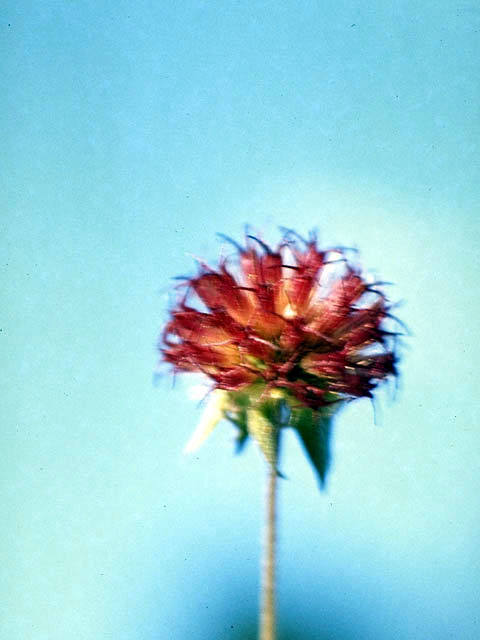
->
<box><xmin>259</xmin><ymin>460</ymin><xmax>277</xmax><ymax>640</ymax></box>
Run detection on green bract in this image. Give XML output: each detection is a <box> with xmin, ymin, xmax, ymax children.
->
<box><xmin>184</xmin><ymin>382</ymin><xmax>342</xmax><ymax>486</ymax></box>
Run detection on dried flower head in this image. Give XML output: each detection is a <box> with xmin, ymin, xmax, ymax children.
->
<box><xmin>161</xmin><ymin>229</ymin><xmax>399</xmax><ymax>484</ymax></box>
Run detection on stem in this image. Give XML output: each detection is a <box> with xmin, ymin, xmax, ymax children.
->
<box><xmin>259</xmin><ymin>460</ymin><xmax>277</xmax><ymax>640</ymax></box>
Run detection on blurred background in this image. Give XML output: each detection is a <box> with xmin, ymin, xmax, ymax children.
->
<box><xmin>2</xmin><ymin>2</ymin><xmax>479</xmax><ymax>639</ymax></box>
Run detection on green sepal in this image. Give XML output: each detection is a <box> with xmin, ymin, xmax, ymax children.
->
<box><xmin>183</xmin><ymin>389</ymin><xmax>229</xmax><ymax>453</ymax></box>
<box><xmin>224</xmin><ymin>391</ymin><xmax>250</xmax><ymax>453</ymax></box>
<box><xmin>246</xmin><ymin>400</ymin><xmax>281</xmax><ymax>469</ymax></box>
<box><xmin>290</xmin><ymin>404</ymin><xmax>339</xmax><ymax>488</ymax></box>
<box><xmin>234</xmin><ymin>426</ymin><xmax>249</xmax><ymax>453</ymax></box>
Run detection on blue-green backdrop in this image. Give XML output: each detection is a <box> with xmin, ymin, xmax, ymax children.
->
<box><xmin>2</xmin><ymin>2</ymin><xmax>479</xmax><ymax>639</ymax></box>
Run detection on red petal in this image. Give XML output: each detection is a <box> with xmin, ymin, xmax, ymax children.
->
<box><xmin>325</xmin><ymin>271</ymin><xmax>366</xmax><ymax>313</ymax></box>
<box><xmin>192</xmin><ymin>272</ymin><xmax>254</xmax><ymax>325</ymax></box>
<box><xmin>212</xmin><ymin>367</ymin><xmax>257</xmax><ymax>390</ymax></box>
<box><xmin>308</xmin><ymin>272</ymin><xmax>367</xmax><ymax>334</ymax></box>
<box><xmin>279</xmin><ymin>321</ymin><xmax>305</xmax><ymax>350</ymax></box>
<box><xmin>285</xmin><ymin>244</ymin><xmax>325</xmax><ymax>315</ymax></box>
<box><xmin>249</xmin><ymin>309</ymin><xmax>286</xmax><ymax>339</ymax></box>
<box><xmin>300</xmin><ymin>352</ymin><xmax>346</xmax><ymax>378</ymax></box>
<box><xmin>238</xmin><ymin>335</ymin><xmax>277</xmax><ymax>362</ymax></box>
<box><xmin>170</xmin><ymin>309</ymin><xmax>244</xmax><ymax>344</ymax></box>
<box><xmin>241</xmin><ymin>249</ymin><xmax>284</xmax><ymax>312</ymax></box>
<box><xmin>280</xmin><ymin>381</ymin><xmax>331</xmax><ymax>410</ymax></box>
<box><xmin>163</xmin><ymin>339</ymin><xmax>241</xmax><ymax>371</ymax></box>
<box><xmin>170</xmin><ymin>312</ymin><xmax>230</xmax><ymax>345</ymax></box>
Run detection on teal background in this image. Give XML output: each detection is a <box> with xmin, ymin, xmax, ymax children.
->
<box><xmin>2</xmin><ymin>2</ymin><xmax>479</xmax><ymax>639</ymax></box>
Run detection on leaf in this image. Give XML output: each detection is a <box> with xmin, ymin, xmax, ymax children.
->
<box><xmin>183</xmin><ymin>389</ymin><xmax>229</xmax><ymax>453</ymax></box>
<box><xmin>290</xmin><ymin>406</ymin><xmax>337</xmax><ymax>488</ymax></box>
<box><xmin>234</xmin><ymin>425</ymin><xmax>249</xmax><ymax>453</ymax></box>
<box><xmin>246</xmin><ymin>404</ymin><xmax>279</xmax><ymax>469</ymax></box>
<box><xmin>225</xmin><ymin>412</ymin><xmax>249</xmax><ymax>453</ymax></box>
<box><xmin>225</xmin><ymin>391</ymin><xmax>250</xmax><ymax>453</ymax></box>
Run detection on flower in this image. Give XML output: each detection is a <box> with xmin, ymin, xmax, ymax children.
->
<box><xmin>160</xmin><ymin>230</ymin><xmax>399</xmax><ymax>483</ymax></box>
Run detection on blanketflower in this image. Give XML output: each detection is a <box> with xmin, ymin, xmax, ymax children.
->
<box><xmin>161</xmin><ymin>230</ymin><xmax>398</xmax><ymax>482</ymax></box>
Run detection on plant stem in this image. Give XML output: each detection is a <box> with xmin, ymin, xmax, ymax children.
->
<box><xmin>259</xmin><ymin>460</ymin><xmax>277</xmax><ymax>640</ymax></box>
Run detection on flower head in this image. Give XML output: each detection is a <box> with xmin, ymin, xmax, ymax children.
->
<box><xmin>161</xmin><ymin>230</ymin><xmax>399</xmax><ymax>484</ymax></box>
